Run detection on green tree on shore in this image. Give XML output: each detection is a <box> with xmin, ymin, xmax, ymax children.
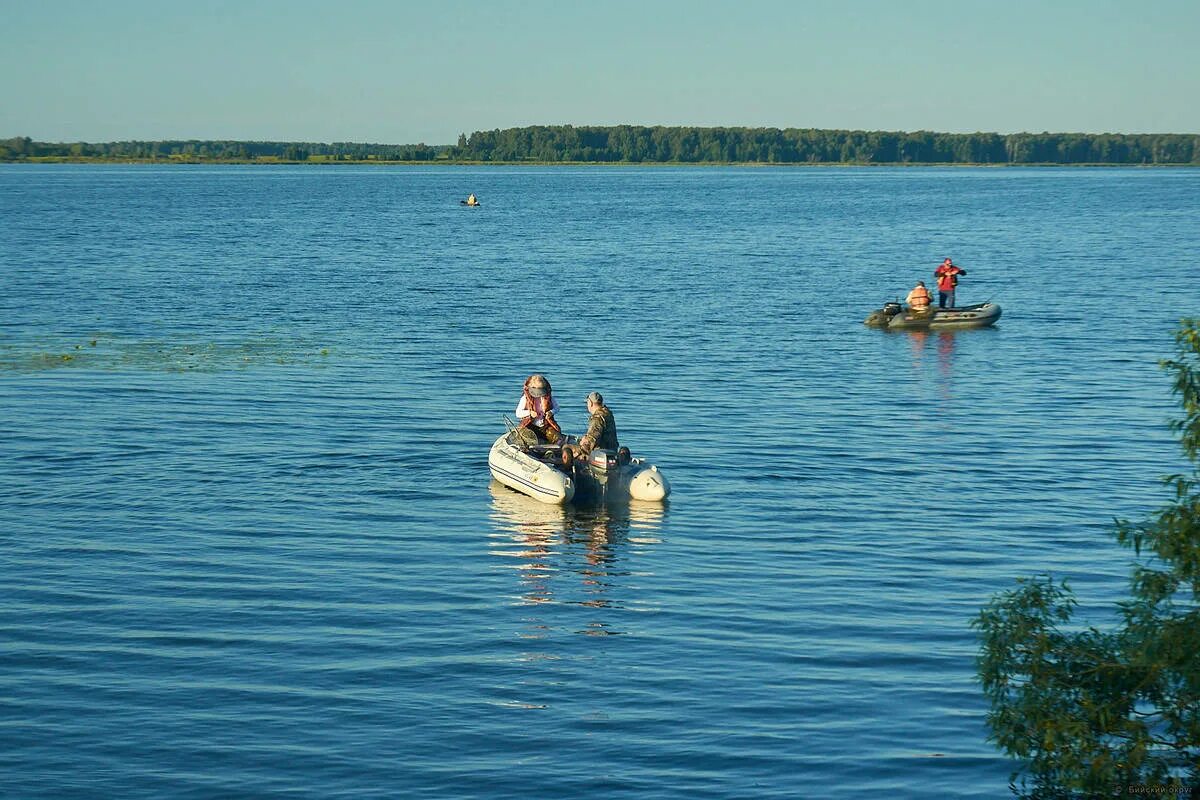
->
<box><xmin>3</xmin><ymin>129</ymin><xmax>1198</xmax><ymax>165</ymax></box>
<box><xmin>974</xmin><ymin>321</ymin><xmax>1200</xmax><ymax>797</ymax></box>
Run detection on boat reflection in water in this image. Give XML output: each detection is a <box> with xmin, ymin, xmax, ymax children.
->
<box><xmin>486</xmin><ymin>481</ymin><xmax>665</xmax><ymax>636</ymax></box>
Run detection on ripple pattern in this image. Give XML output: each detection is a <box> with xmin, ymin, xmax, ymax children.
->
<box><xmin>2</xmin><ymin>165</ymin><xmax>1198</xmax><ymax>798</ymax></box>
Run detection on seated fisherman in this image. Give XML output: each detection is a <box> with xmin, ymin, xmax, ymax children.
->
<box><xmin>906</xmin><ymin>281</ymin><xmax>932</xmax><ymax>312</ymax></box>
<box><xmin>576</xmin><ymin>391</ymin><xmax>619</xmax><ymax>457</ymax></box>
<box><xmin>516</xmin><ymin>374</ymin><xmax>561</xmax><ymax>444</ymax></box>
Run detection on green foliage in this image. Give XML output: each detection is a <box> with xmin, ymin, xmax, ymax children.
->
<box><xmin>449</xmin><ymin>126</ymin><xmax>1199</xmax><ymax>165</ymax></box>
<box><xmin>975</xmin><ymin>320</ymin><xmax>1200</xmax><ymax>797</ymax></box>
<box><xmin>0</xmin><ymin>137</ymin><xmax>445</xmax><ymax>163</ymax></box>
<box><xmin>2</xmin><ymin>130</ymin><xmax>1197</xmax><ymax>165</ymax></box>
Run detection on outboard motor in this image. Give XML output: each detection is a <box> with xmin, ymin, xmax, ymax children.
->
<box><xmin>866</xmin><ymin>301</ymin><xmax>905</xmax><ymax>328</ymax></box>
<box><xmin>586</xmin><ymin>449</ymin><xmax>618</xmax><ymax>498</ymax></box>
<box><xmin>588</xmin><ymin>449</ymin><xmax>617</xmax><ymax>475</ymax></box>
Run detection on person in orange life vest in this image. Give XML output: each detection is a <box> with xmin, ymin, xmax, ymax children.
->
<box><xmin>933</xmin><ymin>258</ymin><xmax>966</xmax><ymax>309</ymax></box>
<box><xmin>515</xmin><ymin>374</ymin><xmax>561</xmax><ymax>444</ymax></box>
<box><xmin>906</xmin><ymin>281</ymin><xmax>932</xmax><ymax>312</ymax></box>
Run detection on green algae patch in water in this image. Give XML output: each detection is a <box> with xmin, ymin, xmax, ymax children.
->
<box><xmin>0</xmin><ymin>335</ymin><xmax>336</xmax><ymax>373</ymax></box>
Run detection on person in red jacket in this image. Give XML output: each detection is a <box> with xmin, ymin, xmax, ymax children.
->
<box><xmin>934</xmin><ymin>258</ymin><xmax>966</xmax><ymax>309</ymax></box>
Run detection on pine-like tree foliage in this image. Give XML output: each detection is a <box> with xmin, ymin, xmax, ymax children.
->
<box><xmin>974</xmin><ymin>322</ymin><xmax>1200</xmax><ymax>797</ymax></box>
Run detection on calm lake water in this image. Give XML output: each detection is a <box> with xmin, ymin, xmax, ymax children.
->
<box><xmin>2</xmin><ymin>164</ymin><xmax>1198</xmax><ymax>798</ymax></box>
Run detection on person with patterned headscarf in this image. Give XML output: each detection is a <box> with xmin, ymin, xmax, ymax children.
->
<box><xmin>515</xmin><ymin>374</ymin><xmax>561</xmax><ymax>444</ymax></box>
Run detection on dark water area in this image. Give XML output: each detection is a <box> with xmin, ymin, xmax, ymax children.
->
<box><xmin>2</xmin><ymin>164</ymin><xmax>1197</xmax><ymax>798</ymax></box>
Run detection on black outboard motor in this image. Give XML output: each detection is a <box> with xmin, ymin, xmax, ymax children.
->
<box><xmin>882</xmin><ymin>301</ymin><xmax>902</xmax><ymax>316</ymax></box>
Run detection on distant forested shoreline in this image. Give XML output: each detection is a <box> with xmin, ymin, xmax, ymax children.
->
<box><xmin>3</xmin><ymin>126</ymin><xmax>1198</xmax><ymax>165</ymax></box>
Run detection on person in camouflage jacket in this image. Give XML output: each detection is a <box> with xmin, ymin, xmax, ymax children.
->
<box><xmin>577</xmin><ymin>391</ymin><xmax>619</xmax><ymax>456</ymax></box>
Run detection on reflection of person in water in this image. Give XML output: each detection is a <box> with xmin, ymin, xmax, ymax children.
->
<box><xmin>937</xmin><ymin>331</ymin><xmax>956</xmax><ymax>375</ymax></box>
<box><xmin>486</xmin><ymin>484</ymin><xmax>664</xmax><ymax>626</ymax></box>
<box><xmin>908</xmin><ymin>328</ymin><xmax>929</xmax><ymax>368</ymax></box>
<box><xmin>569</xmin><ymin>507</ymin><xmax>641</xmax><ymax>618</ymax></box>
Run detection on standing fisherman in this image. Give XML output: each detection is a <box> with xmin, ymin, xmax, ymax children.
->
<box><xmin>934</xmin><ymin>258</ymin><xmax>967</xmax><ymax>309</ymax></box>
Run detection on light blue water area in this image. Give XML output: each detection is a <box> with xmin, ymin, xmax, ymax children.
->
<box><xmin>1</xmin><ymin>164</ymin><xmax>1197</xmax><ymax>798</ymax></box>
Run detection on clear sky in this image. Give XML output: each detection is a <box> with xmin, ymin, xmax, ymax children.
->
<box><xmin>3</xmin><ymin>0</ymin><xmax>1197</xmax><ymax>144</ymax></box>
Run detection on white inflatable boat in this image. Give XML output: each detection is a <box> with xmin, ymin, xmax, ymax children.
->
<box><xmin>488</xmin><ymin>431</ymin><xmax>670</xmax><ymax>505</ymax></box>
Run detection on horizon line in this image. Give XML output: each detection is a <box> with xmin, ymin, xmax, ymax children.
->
<box><xmin>7</xmin><ymin>125</ymin><xmax>1199</xmax><ymax>148</ymax></box>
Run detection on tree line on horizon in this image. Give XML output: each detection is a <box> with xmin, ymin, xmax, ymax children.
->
<box><xmin>455</xmin><ymin>126</ymin><xmax>1200</xmax><ymax>165</ymax></box>
<box><xmin>0</xmin><ymin>137</ymin><xmax>446</xmax><ymax>163</ymax></box>
<box><xmin>3</xmin><ymin>127</ymin><xmax>1199</xmax><ymax>164</ymax></box>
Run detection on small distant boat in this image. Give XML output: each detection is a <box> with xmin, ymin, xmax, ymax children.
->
<box><xmin>488</xmin><ymin>430</ymin><xmax>670</xmax><ymax>505</ymax></box>
<box><xmin>864</xmin><ymin>301</ymin><xmax>1001</xmax><ymax>330</ymax></box>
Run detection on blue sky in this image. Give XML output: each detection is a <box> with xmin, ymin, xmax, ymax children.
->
<box><xmin>3</xmin><ymin>0</ymin><xmax>1197</xmax><ymax>143</ymax></box>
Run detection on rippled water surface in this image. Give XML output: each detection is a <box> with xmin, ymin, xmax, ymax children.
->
<box><xmin>2</xmin><ymin>165</ymin><xmax>1198</xmax><ymax>798</ymax></box>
